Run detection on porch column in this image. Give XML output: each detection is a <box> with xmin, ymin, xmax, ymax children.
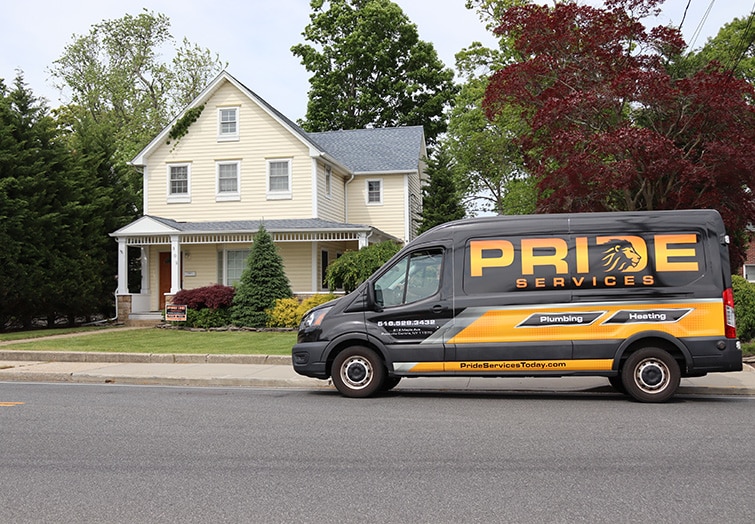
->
<box><xmin>358</xmin><ymin>232</ymin><xmax>368</xmax><ymax>249</ymax></box>
<box><xmin>170</xmin><ymin>235</ymin><xmax>181</xmax><ymax>294</ymax></box>
<box><xmin>116</xmin><ymin>238</ymin><xmax>129</xmax><ymax>295</ymax></box>
<box><xmin>140</xmin><ymin>247</ymin><xmax>149</xmax><ymax>294</ymax></box>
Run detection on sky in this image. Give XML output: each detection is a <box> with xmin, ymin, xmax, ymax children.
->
<box><xmin>1</xmin><ymin>0</ymin><xmax>753</xmax><ymax>122</ymax></box>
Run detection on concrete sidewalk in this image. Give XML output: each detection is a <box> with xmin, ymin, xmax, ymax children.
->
<box><xmin>1</xmin><ymin>350</ymin><xmax>754</xmax><ymax>397</ymax></box>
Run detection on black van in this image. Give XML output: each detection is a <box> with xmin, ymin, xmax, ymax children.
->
<box><xmin>292</xmin><ymin>210</ymin><xmax>742</xmax><ymax>402</ymax></box>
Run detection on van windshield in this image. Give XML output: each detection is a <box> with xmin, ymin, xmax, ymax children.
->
<box><xmin>374</xmin><ymin>249</ymin><xmax>443</xmax><ymax>307</ymax></box>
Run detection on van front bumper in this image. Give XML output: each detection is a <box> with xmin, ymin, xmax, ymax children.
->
<box><xmin>292</xmin><ymin>341</ymin><xmax>329</xmax><ymax>379</ymax></box>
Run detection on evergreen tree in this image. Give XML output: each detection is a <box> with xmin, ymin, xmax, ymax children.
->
<box><xmin>231</xmin><ymin>225</ymin><xmax>292</xmax><ymax>327</ymax></box>
<box><xmin>0</xmin><ymin>75</ymin><xmax>103</xmax><ymax>329</ymax></box>
<box><xmin>417</xmin><ymin>147</ymin><xmax>465</xmax><ymax>234</ymax></box>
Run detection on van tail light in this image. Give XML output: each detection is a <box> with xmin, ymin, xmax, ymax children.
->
<box><xmin>723</xmin><ymin>287</ymin><xmax>737</xmax><ymax>339</ymax></box>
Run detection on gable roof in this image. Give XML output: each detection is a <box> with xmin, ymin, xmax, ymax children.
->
<box><xmin>307</xmin><ymin>126</ymin><xmax>425</xmax><ymax>174</ymax></box>
<box><xmin>131</xmin><ymin>71</ymin><xmax>327</xmax><ymax>166</ymax></box>
<box><xmin>131</xmin><ymin>71</ymin><xmax>426</xmax><ymax>175</ymax></box>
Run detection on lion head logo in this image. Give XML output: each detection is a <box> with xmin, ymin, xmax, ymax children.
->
<box><xmin>602</xmin><ymin>241</ymin><xmax>641</xmax><ymax>272</ymax></box>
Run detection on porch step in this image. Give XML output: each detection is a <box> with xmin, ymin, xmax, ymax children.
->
<box><xmin>127</xmin><ymin>311</ymin><xmax>163</xmax><ymax>327</ymax></box>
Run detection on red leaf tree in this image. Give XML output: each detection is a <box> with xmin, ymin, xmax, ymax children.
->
<box><xmin>483</xmin><ymin>0</ymin><xmax>755</xmax><ymax>266</ymax></box>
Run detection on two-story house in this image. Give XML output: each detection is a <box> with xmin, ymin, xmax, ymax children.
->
<box><xmin>111</xmin><ymin>71</ymin><xmax>427</xmax><ymax>324</ymax></box>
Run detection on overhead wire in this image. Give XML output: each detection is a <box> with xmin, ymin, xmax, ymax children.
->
<box><xmin>688</xmin><ymin>0</ymin><xmax>716</xmax><ymax>49</ymax></box>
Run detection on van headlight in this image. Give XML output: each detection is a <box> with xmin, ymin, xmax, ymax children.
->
<box><xmin>300</xmin><ymin>307</ymin><xmax>332</xmax><ymax>330</ymax></box>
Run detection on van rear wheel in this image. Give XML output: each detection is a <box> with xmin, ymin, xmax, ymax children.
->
<box><xmin>621</xmin><ymin>348</ymin><xmax>680</xmax><ymax>403</ymax></box>
<box><xmin>331</xmin><ymin>346</ymin><xmax>385</xmax><ymax>398</ymax></box>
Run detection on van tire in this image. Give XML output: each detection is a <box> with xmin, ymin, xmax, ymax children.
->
<box><xmin>331</xmin><ymin>346</ymin><xmax>385</xmax><ymax>398</ymax></box>
<box><xmin>608</xmin><ymin>375</ymin><xmax>628</xmax><ymax>395</ymax></box>
<box><xmin>381</xmin><ymin>376</ymin><xmax>402</xmax><ymax>392</ymax></box>
<box><xmin>621</xmin><ymin>347</ymin><xmax>680</xmax><ymax>403</ymax></box>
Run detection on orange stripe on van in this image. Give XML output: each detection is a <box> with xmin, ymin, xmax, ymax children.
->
<box><xmin>447</xmin><ymin>301</ymin><xmax>723</xmax><ymax>345</ymax></box>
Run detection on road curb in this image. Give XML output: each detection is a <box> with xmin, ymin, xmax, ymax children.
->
<box><xmin>0</xmin><ymin>351</ymin><xmax>291</xmax><ymax>366</ymax></box>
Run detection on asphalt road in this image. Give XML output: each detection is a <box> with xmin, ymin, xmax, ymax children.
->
<box><xmin>1</xmin><ymin>383</ymin><xmax>753</xmax><ymax>523</ymax></box>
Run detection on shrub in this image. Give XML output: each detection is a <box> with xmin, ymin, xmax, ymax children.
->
<box><xmin>192</xmin><ymin>307</ymin><xmax>232</xmax><ymax>329</ymax></box>
<box><xmin>170</xmin><ymin>284</ymin><xmax>235</xmax><ymax>328</ymax></box>
<box><xmin>297</xmin><ymin>294</ymin><xmax>337</xmax><ymax>319</ymax></box>
<box><xmin>266</xmin><ymin>294</ymin><xmax>338</xmax><ymax>328</ymax></box>
<box><xmin>732</xmin><ymin>275</ymin><xmax>755</xmax><ymax>341</ymax></box>
<box><xmin>172</xmin><ymin>284</ymin><xmax>235</xmax><ymax>309</ymax></box>
<box><xmin>266</xmin><ymin>298</ymin><xmax>301</xmax><ymax>328</ymax></box>
<box><xmin>325</xmin><ymin>241</ymin><xmax>401</xmax><ymax>292</ymax></box>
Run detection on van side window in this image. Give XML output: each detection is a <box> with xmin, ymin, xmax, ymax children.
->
<box><xmin>374</xmin><ymin>249</ymin><xmax>443</xmax><ymax>307</ymax></box>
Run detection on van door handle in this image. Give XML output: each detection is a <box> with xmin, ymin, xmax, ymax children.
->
<box><xmin>432</xmin><ymin>305</ymin><xmax>446</xmax><ymax>314</ymax></box>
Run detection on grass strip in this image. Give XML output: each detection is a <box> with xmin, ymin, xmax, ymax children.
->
<box><xmin>0</xmin><ymin>328</ymin><xmax>296</xmax><ymax>355</ymax></box>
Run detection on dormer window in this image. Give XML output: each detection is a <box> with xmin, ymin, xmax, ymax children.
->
<box><xmin>218</xmin><ymin>107</ymin><xmax>239</xmax><ymax>141</ymax></box>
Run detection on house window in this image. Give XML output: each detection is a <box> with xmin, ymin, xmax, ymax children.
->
<box><xmin>216</xmin><ymin>161</ymin><xmax>240</xmax><ymax>201</ymax></box>
<box><xmin>745</xmin><ymin>264</ymin><xmax>755</xmax><ymax>282</ymax></box>
<box><xmin>367</xmin><ymin>179</ymin><xmax>382</xmax><ymax>205</ymax></box>
<box><xmin>167</xmin><ymin>163</ymin><xmax>191</xmax><ymax>203</ymax></box>
<box><xmin>325</xmin><ymin>165</ymin><xmax>332</xmax><ymax>197</ymax></box>
<box><xmin>218</xmin><ymin>249</ymin><xmax>250</xmax><ymax>286</ymax></box>
<box><xmin>267</xmin><ymin>159</ymin><xmax>291</xmax><ymax>199</ymax></box>
<box><xmin>218</xmin><ymin>107</ymin><xmax>239</xmax><ymax>141</ymax></box>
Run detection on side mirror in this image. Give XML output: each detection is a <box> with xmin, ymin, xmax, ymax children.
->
<box><xmin>365</xmin><ymin>281</ymin><xmax>383</xmax><ymax>311</ymax></box>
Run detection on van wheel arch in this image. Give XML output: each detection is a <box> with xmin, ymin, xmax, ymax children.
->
<box><xmin>326</xmin><ymin>338</ymin><xmax>389</xmax><ymax>378</ymax></box>
<box><xmin>615</xmin><ymin>333</ymin><xmax>689</xmax><ymax>373</ymax></box>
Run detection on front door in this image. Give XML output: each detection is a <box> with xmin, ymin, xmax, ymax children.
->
<box><xmin>158</xmin><ymin>252</ymin><xmax>172</xmax><ymax>310</ymax></box>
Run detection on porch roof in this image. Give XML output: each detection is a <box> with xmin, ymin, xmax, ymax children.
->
<box><xmin>111</xmin><ymin>216</ymin><xmax>397</xmax><ymax>246</ymax></box>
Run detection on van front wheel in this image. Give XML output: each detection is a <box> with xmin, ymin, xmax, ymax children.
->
<box><xmin>621</xmin><ymin>348</ymin><xmax>680</xmax><ymax>403</ymax></box>
<box><xmin>332</xmin><ymin>346</ymin><xmax>385</xmax><ymax>398</ymax></box>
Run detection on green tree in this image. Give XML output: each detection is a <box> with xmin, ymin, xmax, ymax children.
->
<box><xmin>50</xmin><ymin>10</ymin><xmax>226</xmax><ymax>201</ymax></box>
<box><xmin>417</xmin><ymin>146</ymin><xmax>465</xmax><ymax>234</ymax></box>
<box><xmin>291</xmin><ymin>0</ymin><xmax>457</xmax><ymax>144</ymax></box>
<box><xmin>325</xmin><ymin>241</ymin><xmax>401</xmax><ymax>292</ymax></box>
<box><xmin>0</xmin><ymin>75</ymin><xmax>107</xmax><ymax>329</ymax></box>
<box><xmin>231</xmin><ymin>226</ymin><xmax>292</xmax><ymax>327</ymax></box>
<box><xmin>684</xmin><ymin>17</ymin><xmax>755</xmax><ymax>84</ymax></box>
<box><xmin>445</xmin><ymin>42</ymin><xmax>532</xmax><ymax>215</ymax></box>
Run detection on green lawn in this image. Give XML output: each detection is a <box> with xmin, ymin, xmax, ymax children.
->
<box><xmin>0</xmin><ymin>327</ymin><xmax>297</xmax><ymax>355</ymax></box>
<box><xmin>1</xmin><ymin>326</ymin><xmax>752</xmax><ymax>357</ymax></box>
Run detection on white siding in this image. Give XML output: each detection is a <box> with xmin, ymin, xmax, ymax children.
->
<box><xmin>145</xmin><ymin>81</ymin><xmax>314</xmax><ymax>221</ymax></box>
<box><xmin>346</xmin><ymin>174</ymin><xmax>408</xmax><ymax>241</ymax></box>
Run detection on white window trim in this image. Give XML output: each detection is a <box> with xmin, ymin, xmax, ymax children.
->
<box><xmin>744</xmin><ymin>264</ymin><xmax>755</xmax><ymax>282</ymax></box>
<box><xmin>167</xmin><ymin>163</ymin><xmax>191</xmax><ymax>204</ymax></box>
<box><xmin>366</xmin><ymin>178</ymin><xmax>383</xmax><ymax>205</ymax></box>
<box><xmin>218</xmin><ymin>248</ymin><xmax>250</xmax><ymax>286</ymax></box>
<box><xmin>216</xmin><ymin>160</ymin><xmax>241</xmax><ymax>202</ymax></box>
<box><xmin>267</xmin><ymin>158</ymin><xmax>292</xmax><ymax>200</ymax></box>
<box><xmin>217</xmin><ymin>107</ymin><xmax>239</xmax><ymax>142</ymax></box>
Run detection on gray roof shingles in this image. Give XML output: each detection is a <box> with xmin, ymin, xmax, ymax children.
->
<box><xmin>307</xmin><ymin>126</ymin><xmax>425</xmax><ymax>173</ymax></box>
